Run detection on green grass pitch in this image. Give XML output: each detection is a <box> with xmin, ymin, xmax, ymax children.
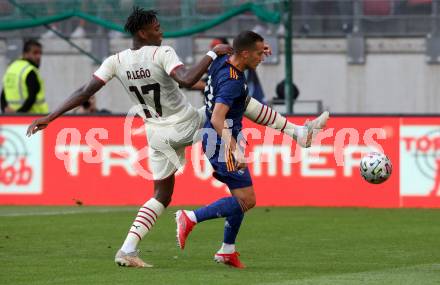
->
<box><xmin>1</xmin><ymin>206</ymin><xmax>439</xmax><ymax>285</ymax></box>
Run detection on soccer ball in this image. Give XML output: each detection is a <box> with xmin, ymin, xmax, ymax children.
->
<box><xmin>360</xmin><ymin>152</ymin><xmax>392</xmax><ymax>184</ymax></box>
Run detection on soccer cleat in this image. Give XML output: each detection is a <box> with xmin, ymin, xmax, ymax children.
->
<box><xmin>175</xmin><ymin>210</ymin><xmax>196</xmax><ymax>250</ymax></box>
<box><xmin>298</xmin><ymin>111</ymin><xmax>330</xmax><ymax>148</ymax></box>
<box><xmin>214</xmin><ymin>252</ymin><xmax>245</xmax><ymax>269</ymax></box>
<box><xmin>307</xmin><ymin>111</ymin><xmax>329</xmax><ymax>131</ymax></box>
<box><xmin>114</xmin><ymin>249</ymin><xmax>153</xmax><ymax>268</ymax></box>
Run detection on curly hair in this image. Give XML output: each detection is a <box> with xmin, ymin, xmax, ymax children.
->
<box><xmin>124</xmin><ymin>6</ymin><xmax>158</xmax><ymax>35</ymax></box>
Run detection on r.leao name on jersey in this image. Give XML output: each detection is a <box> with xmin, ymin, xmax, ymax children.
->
<box><xmin>93</xmin><ymin>46</ymin><xmax>197</xmax><ymax>125</ymax></box>
<box><xmin>127</xmin><ymin>68</ymin><xmax>151</xmax><ymax>80</ymax></box>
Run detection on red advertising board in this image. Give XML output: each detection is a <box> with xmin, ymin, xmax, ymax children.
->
<box><xmin>0</xmin><ymin>115</ymin><xmax>438</xmax><ymax>208</ymax></box>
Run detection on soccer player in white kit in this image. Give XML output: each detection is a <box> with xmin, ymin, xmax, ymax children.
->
<box><xmin>27</xmin><ymin>7</ymin><xmax>329</xmax><ymax>268</ymax></box>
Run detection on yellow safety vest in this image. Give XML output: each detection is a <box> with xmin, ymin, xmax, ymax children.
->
<box><xmin>2</xmin><ymin>59</ymin><xmax>49</xmax><ymax>114</ymax></box>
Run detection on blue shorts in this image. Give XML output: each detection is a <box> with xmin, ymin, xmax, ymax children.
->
<box><xmin>202</xmin><ymin>138</ymin><xmax>253</xmax><ymax>190</ymax></box>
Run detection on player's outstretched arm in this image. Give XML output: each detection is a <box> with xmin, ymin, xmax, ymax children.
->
<box><xmin>26</xmin><ymin>77</ymin><xmax>105</xmax><ymax>137</ymax></box>
<box><xmin>170</xmin><ymin>44</ymin><xmax>232</xmax><ymax>88</ymax></box>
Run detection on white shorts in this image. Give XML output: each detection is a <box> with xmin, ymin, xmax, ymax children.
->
<box><xmin>146</xmin><ymin>107</ymin><xmax>207</xmax><ymax>180</ymax></box>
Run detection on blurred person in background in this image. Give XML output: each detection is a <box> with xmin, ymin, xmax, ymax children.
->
<box><xmin>1</xmin><ymin>39</ymin><xmax>48</xmax><ymax>114</ymax></box>
<box><xmin>270</xmin><ymin>79</ymin><xmax>300</xmax><ymax>113</ymax></box>
<box><xmin>275</xmin><ymin>79</ymin><xmax>299</xmax><ymax>102</ymax></box>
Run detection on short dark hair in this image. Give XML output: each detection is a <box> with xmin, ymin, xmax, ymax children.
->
<box><xmin>124</xmin><ymin>6</ymin><xmax>158</xmax><ymax>35</ymax></box>
<box><xmin>23</xmin><ymin>39</ymin><xmax>41</xmax><ymax>53</ymax></box>
<box><xmin>232</xmin><ymin>31</ymin><xmax>264</xmax><ymax>53</ymax></box>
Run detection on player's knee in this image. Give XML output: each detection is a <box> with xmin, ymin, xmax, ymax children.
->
<box><xmin>241</xmin><ymin>194</ymin><xmax>256</xmax><ymax>211</ymax></box>
<box><xmin>233</xmin><ymin>187</ymin><xmax>256</xmax><ymax>211</ymax></box>
<box><xmin>244</xmin><ymin>197</ymin><xmax>256</xmax><ymax>210</ymax></box>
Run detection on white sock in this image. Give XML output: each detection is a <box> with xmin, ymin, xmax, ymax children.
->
<box><xmin>218</xmin><ymin>243</ymin><xmax>235</xmax><ymax>254</ymax></box>
<box><xmin>244</xmin><ymin>97</ymin><xmax>303</xmax><ymax>140</ymax></box>
<box><xmin>120</xmin><ymin>198</ymin><xmax>165</xmax><ymax>253</ymax></box>
<box><xmin>185</xmin><ymin>210</ymin><xmax>197</xmax><ymax>223</ymax></box>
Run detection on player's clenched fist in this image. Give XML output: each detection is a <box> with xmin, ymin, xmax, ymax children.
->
<box><xmin>212</xmin><ymin>44</ymin><xmax>233</xmax><ymax>56</ymax></box>
<box><xmin>263</xmin><ymin>42</ymin><xmax>272</xmax><ymax>56</ymax></box>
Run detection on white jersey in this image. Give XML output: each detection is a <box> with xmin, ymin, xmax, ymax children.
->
<box><xmin>94</xmin><ymin>45</ymin><xmax>197</xmax><ymax>126</ymax></box>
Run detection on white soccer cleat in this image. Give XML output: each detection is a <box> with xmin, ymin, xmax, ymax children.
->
<box><xmin>297</xmin><ymin>111</ymin><xmax>330</xmax><ymax>148</ymax></box>
<box><xmin>114</xmin><ymin>249</ymin><xmax>153</xmax><ymax>268</ymax></box>
<box><xmin>307</xmin><ymin>111</ymin><xmax>329</xmax><ymax>130</ymax></box>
